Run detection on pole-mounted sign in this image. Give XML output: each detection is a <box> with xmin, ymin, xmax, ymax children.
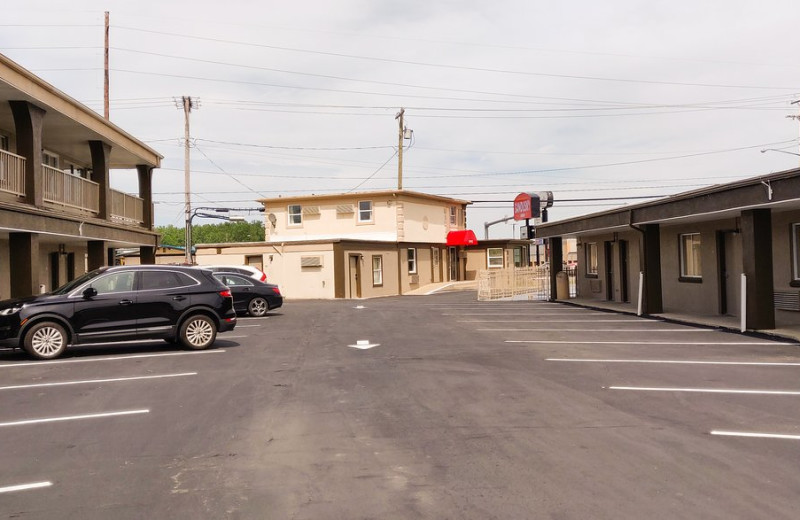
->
<box><xmin>514</xmin><ymin>191</ymin><xmax>553</xmax><ymax>221</ymax></box>
<box><xmin>514</xmin><ymin>192</ymin><xmax>539</xmax><ymax>220</ymax></box>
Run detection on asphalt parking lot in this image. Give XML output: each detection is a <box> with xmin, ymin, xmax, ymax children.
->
<box><xmin>1</xmin><ymin>291</ymin><xmax>799</xmax><ymax>519</ymax></box>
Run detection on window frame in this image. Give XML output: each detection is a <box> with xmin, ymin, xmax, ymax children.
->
<box><xmin>372</xmin><ymin>255</ymin><xmax>383</xmax><ymax>286</ymax></box>
<box><xmin>407</xmin><ymin>248</ymin><xmax>417</xmax><ymax>274</ymax></box>
<box><xmin>287</xmin><ymin>204</ymin><xmax>302</xmax><ymax>226</ymax></box>
<box><xmin>487</xmin><ymin>247</ymin><xmax>504</xmax><ymax>269</ymax></box>
<box><xmin>357</xmin><ymin>200</ymin><xmax>373</xmax><ymax>223</ymax></box>
<box><xmin>449</xmin><ymin>206</ymin><xmax>457</xmax><ymax>226</ymax></box>
<box><xmin>679</xmin><ymin>232</ymin><xmax>703</xmax><ymax>282</ymax></box>
<box><xmin>585</xmin><ymin>242</ymin><xmax>598</xmax><ymax>277</ymax></box>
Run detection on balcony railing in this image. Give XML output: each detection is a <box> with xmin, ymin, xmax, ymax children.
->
<box><xmin>43</xmin><ymin>164</ymin><xmax>100</xmax><ymax>214</ymax></box>
<box><xmin>110</xmin><ymin>189</ymin><xmax>144</xmax><ymax>225</ymax></box>
<box><xmin>6</xmin><ymin>161</ymin><xmax>145</xmax><ymax>227</ymax></box>
<box><xmin>0</xmin><ymin>149</ymin><xmax>26</xmax><ymax>197</ymax></box>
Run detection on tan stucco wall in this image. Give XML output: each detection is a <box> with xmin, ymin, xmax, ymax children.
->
<box><xmin>262</xmin><ymin>193</ymin><xmax>466</xmax><ymax>244</ymax></box>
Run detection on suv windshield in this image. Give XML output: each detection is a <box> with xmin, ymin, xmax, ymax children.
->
<box><xmin>50</xmin><ymin>267</ymin><xmax>108</xmax><ymax>295</ymax></box>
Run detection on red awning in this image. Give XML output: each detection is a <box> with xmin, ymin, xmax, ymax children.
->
<box><xmin>446</xmin><ymin>230</ymin><xmax>478</xmax><ymax>246</ymax></box>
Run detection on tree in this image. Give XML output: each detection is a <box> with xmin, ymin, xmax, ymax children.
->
<box><xmin>156</xmin><ymin>220</ymin><xmax>264</xmax><ymax>247</ymax></box>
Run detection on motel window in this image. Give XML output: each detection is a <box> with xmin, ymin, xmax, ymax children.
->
<box><xmin>585</xmin><ymin>242</ymin><xmax>598</xmax><ymax>276</ymax></box>
<box><xmin>792</xmin><ymin>224</ymin><xmax>800</xmax><ymax>283</ymax></box>
<box><xmin>372</xmin><ymin>255</ymin><xmax>383</xmax><ymax>286</ymax></box>
<box><xmin>42</xmin><ymin>150</ymin><xmax>59</xmax><ymax>168</ymax></box>
<box><xmin>358</xmin><ymin>200</ymin><xmax>373</xmax><ymax>223</ymax></box>
<box><xmin>680</xmin><ymin>233</ymin><xmax>702</xmax><ymax>281</ymax></box>
<box><xmin>487</xmin><ymin>248</ymin><xmax>504</xmax><ymax>269</ymax></box>
<box><xmin>408</xmin><ymin>248</ymin><xmax>417</xmax><ymax>274</ymax></box>
<box><xmin>288</xmin><ymin>205</ymin><xmax>302</xmax><ymax>226</ymax></box>
<box><xmin>450</xmin><ymin>206</ymin><xmax>457</xmax><ymax>226</ymax></box>
<box><xmin>0</xmin><ymin>134</ymin><xmax>8</xmax><ymax>151</ymax></box>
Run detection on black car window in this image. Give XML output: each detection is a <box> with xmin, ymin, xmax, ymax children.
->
<box><xmin>140</xmin><ymin>270</ymin><xmax>195</xmax><ymax>290</ymax></box>
<box><xmin>88</xmin><ymin>272</ymin><xmax>135</xmax><ymax>294</ymax></box>
<box><xmin>216</xmin><ymin>274</ymin><xmax>253</xmax><ymax>287</ymax></box>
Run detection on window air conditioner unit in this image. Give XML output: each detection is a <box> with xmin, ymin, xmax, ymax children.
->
<box><xmin>301</xmin><ymin>256</ymin><xmax>323</xmax><ymax>267</ymax></box>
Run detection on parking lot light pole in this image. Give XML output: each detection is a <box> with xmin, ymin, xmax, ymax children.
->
<box><xmin>187</xmin><ymin>208</ymin><xmax>245</xmax><ymax>264</ymax></box>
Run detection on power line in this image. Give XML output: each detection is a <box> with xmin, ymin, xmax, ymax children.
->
<box><xmin>113</xmin><ymin>25</ymin><xmax>798</xmax><ymax>91</ymax></box>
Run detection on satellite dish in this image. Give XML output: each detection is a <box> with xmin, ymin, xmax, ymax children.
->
<box><xmin>268</xmin><ymin>213</ymin><xmax>277</xmax><ymax>226</ymax></box>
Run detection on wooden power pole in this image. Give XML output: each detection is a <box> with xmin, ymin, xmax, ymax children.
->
<box><xmin>104</xmin><ymin>11</ymin><xmax>109</xmax><ymax>119</ymax></box>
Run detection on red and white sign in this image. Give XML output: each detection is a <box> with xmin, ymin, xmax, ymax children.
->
<box><xmin>514</xmin><ymin>192</ymin><xmax>537</xmax><ymax>220</ymax></box>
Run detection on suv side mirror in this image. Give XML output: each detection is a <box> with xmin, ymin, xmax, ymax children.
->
<box><xmin>82</xmin><ymin>287</ymin><xmax>97</xmax><ymax>299</ymax></box>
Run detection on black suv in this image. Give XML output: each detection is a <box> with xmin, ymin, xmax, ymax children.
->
<box><xmin>0</xmin><ymin>265</ymin><xmax>237</xmax><ymax>360</ymax></box>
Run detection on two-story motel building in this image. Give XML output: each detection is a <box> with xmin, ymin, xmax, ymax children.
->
<box><xmin>0</xmin><ymin>53</ymin><xmax>161</xmax><ymax>299</ymax></box>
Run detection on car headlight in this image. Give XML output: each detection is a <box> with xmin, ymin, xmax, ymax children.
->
<box><xmin>0</xmin><ymin>307</ymin><xmax>22</xmax><ymax>316</ymax></box>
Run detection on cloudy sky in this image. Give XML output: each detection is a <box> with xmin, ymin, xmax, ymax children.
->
<box><xmin>3</xmin><ymin>1</ymin><xmax>800</xmax><ymax>237</ymax></box>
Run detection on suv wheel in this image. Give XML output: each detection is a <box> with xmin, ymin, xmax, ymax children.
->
<box><xmin>248</xmin><ymin>297</ymin><xmax>269</xmax><ymax>317</ymax></box>
<box><xmin>179</xmin><ymin>315</ymin><xmax>217</xmax><ymax>350</ymax></box>
<box><xmin>24</xmin><ymin>321</ymin><xmax>68</xmax><ymax>360</ymax></box>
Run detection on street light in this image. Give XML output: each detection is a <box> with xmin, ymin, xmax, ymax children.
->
<box><xmin>760</xmin><ymin>148</ymin><xmax>800</xmax><ymax>157</ymax></box>
<box><xmin>186</xmin><ymin>207</ymin><xmax>245</xmax><ymax>264</ymax></box>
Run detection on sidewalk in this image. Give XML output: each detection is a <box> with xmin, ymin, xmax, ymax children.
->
<box><xmin>405</xmin><ymin>280</ymin><xmax>477</xmax><ymax>296</ymax></box>
<box><xmin>556</xmin><ymin>296</ymin><xmax>800</xmax><ymax>344</ymax></box>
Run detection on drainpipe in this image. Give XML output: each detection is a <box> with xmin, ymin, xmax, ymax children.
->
<box><xmin>627</xmin><ymin>210</ymin><xmax>647</xmax><ymax>316</ymax></box>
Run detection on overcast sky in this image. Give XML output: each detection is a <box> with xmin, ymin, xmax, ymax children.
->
<box><xmin>3</xmin><ymin>1</ymin><xmax>800</xmax><ymax>237</ymax></box>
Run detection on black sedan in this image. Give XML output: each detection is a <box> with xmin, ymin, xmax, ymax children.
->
<box><xmin>212</xmin><ymin>272</ymin><xmax>283</xmax><ymax>317</ymax></box>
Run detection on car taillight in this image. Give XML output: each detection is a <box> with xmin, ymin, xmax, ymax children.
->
<box><xmin>272</xmin><ymin>287</ymin><xmax>281</xmax><ymax>296</ymax></box>
<box><xmin>219</xmin><ymin>289</ymin><xmax>232</xmax><ymax>298</ymax></box>
<box><xmin>260</xmin><ymin>273</ymin><xmax>267</xmax><ymax>282</ymax></box>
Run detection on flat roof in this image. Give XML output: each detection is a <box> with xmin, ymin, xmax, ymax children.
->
<box><xmin>258</xmin><ymin>189</ymin><xmax>472</xmax><ymax>206</ymax></box>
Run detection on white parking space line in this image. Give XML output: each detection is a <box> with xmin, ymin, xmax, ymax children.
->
<box><xmin>507</xmin><ymin>340</ymin><xmax>792</xmax><ymax>345</ymax></box>
<box><xmin>481</xmin><ymin>328</ymin><xmax>712</xmax><ymax>332</ymax></box>
<box><xmin>0</xmin><ymin>350</ymin><xmax>225</xmax><ymax>369</ymax></box>
<box><xmin>463</xmin><ymin>319</ymin><xmax>643</xmax><ymax>323</ymax></box>
<box><xmin>609</xmin><ymin>386</ymin><xmax>800</xmax><ymax>395</ymax></box>
<box><xmin>0</xmin><ymin>372</ymin><xmax>197</xmax><ymax>391</ymax></box>
<box><xmin>548</xmin><ymin>358</ymin><xmax>800</xmax><ymax>366</ymax></box>
<box><xmin>0</xmin><ymin>409</ymin><xmax>149</xmax><ymax>428</ymax></box>
<box><xmin>710</xmin><ymin>431</ymin><xmax>800</xmax><ymax>440</ymax></box>
<box><xmin>0</xmin><ymin>481</ymin><xmax>52</xmax><ymax>494</ymax></box>
<box><xmin>443</xmin><ymin>312</ymin><xmax>598</xmax><ymax>316</ymax></box>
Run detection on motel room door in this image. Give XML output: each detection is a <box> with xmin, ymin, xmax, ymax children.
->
<box><xmin>348</xmin><ymin>254</ymin><xmax>361</xmax><ymax>298</ymax></box>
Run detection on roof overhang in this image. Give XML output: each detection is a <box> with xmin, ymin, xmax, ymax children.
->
<box><xmin>0</xmin><ymin>53</ymin><xmax>162</xmax><ymax>169</ymax></box>
<box><xmin>536</xmin><ymin>169</ymin><xmax>800</xmax><ymax>238</ymax></box>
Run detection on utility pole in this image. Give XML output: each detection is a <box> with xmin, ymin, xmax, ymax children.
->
<box><xmin>176</xmin><ymin>96</ymin><xmax>199</xmax><ymax>264</ymax></box>
<box><xmin>104</xmin><ymin>11</ymin><xmax>109</xmax><ymax>119</ymax></box>
<box><xmin>789</xmin><ymin>99</ymin><xmax>800</xmax><ymax>166</ymax></box>
<box><xmin>395</xmin><ymin>108</ymin><xmax>404</xmax><ymax>190</ymax></box>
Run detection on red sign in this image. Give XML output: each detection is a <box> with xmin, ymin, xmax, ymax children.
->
<box><xmin>514</xmin><ymin>193</ymin><xmax>533</xmax><ymax>220</ymax></box>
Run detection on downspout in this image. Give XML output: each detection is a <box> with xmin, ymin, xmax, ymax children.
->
<box><xmin>627</xmin><ymin>210</ymin><xmax>646</xmax><ymax>316</ymax></box>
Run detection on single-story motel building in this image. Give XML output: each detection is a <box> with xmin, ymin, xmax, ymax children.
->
<box><xmin>536</xmin><ymin>167</ymin><xmax>800</xmax><ymax>334</ymax></box>
<box><xmin>125</xmin><ymin>237</ymin><xmax>532</xmax><ymax>300</ymax></box>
